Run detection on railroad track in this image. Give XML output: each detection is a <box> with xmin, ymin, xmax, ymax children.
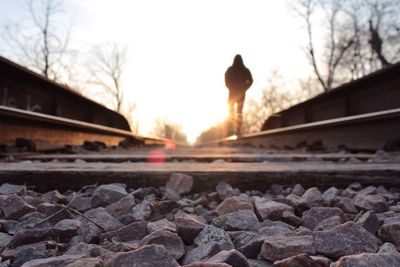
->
<box><xmin>0</xmin><ymin>105</ymin><xmax>167</xmax><ymax>151</ymax></box>
<box><xmin>200</xmin><ymin>108</ymin><xmax>400</xmax><ymax>152</ymax></box>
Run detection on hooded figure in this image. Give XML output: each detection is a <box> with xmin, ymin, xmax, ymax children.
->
<box><xmin>225</xmin><ymin>54</ymin><xmax>253</xmax><ymax>135</ymax></box>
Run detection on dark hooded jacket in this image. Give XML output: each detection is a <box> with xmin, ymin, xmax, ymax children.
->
<box><xmin>225</xmin><ymin>55</ymin><xmax>253</xmax><ymax>95</ymax></box>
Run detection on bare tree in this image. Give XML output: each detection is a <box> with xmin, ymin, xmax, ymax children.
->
<box><xmin>88</xmin><ymin>42</ymin><xmax>128</xmax><ymax>113</ymax></box>
<box><xmin>290</xmin><ymin>0</ymin><xmax>400</xmax><ymax>91</ymax></box>
<box><xmin>2</xmin><ymin>0</ymin><xmax>70</xmax><ymax>80</ymax></box>
<box><xmin>152</xmin><ymin>118</ymin><xmax>188</xmax><ymax>144</ymax></box>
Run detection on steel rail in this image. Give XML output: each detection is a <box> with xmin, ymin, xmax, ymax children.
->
<box><xmin>199</xmin><ymin>108</ymin><xmax>400</xmax><ymax>151</ymax></box>
<box><xmin>0</xmin><ymin>105</ymin><xmax>167</xmax><ymax>149</ymax></box>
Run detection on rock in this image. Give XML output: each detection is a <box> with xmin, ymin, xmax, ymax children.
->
<box><xmin>0</xmin><ymin>183</ymin><xmax>26</xmax><ymax>195</ymax></box>
<box><xmin>207</xmin><ymin>249</ymin><xmax>250</xmax><ymax>267</ymax></box>
<box><xmin>314</xmin><ymin>215</ymin><xmax>343</xmax><ymax>231</ymax></box>
<box><xmin>0</xmin><ymin>232</ymin><xmax>11</xmax><ymax>247</ymax></box>
<box><xmin>0</xmin><ymin>219</ymin><xmax>17</xmax><ymax>235</ymax></box>
<box><xmin>258</xmin><ymin>220</ymin><xmax>294</xmax><ymax>237</ymax></box>
<box><xmin>212</xmin><ymin>210</ymin><xmax>259</xmax><ymax>231</ymax></box>
<box><xmin>260</xmin><ymin>235</ymin><xmax>315</xmax><ymax>262</ymax></box>
<box><xmin>0</xmin><ymin>194</ymin><xmax>36</xmax><ymax>220</ymax></box>
<box><xmin>101</xmin><ymin>221</ymin><xmax>148</xmax><ymax>242</ymax></box>
<box><xmin>37</xmin><ymin>203</ymin><xmax>60</xmax><ymax>216</ymax></box>
<box><xmin>147</xmin><ymin>218</ymin><xmax>176</xmax><ymax>233</ymax></box>
<box><xmin>353</xmin><ymin>194</ymin><xmax>388</xmax><ymax>212</ymax></box>
<box><xmin>68</xmin><ymin>196</ymin><xmax>92</xmax><ymax>212</ymax></box>
<box><xmin>183</xmin><ymin>263</ymin><xmax>231</xmax><ymax>267</ymax></box>
<box><xmin>310</xmin><ymin>255</ymin><xmax>332</xmax><ymax>267</ymax></box>
<box><xmin>302</xmin><ymin>207</ymin><xmax>344</xmax><ymax>230</ymax></box>
<box><xmin>298</xmin><ymin>187</ymin><xmax>323</xmax><ymax>209</ymax></box>
<box><xmin>105</xmin><ymin>244</ymin><xmax>179</xmax><ymax>267</ymax></box>
<box><xmin>41</xmin><ymin>190</ymin><xmax>67</xmax><ymax>204</ymax></box>
<box><xmin>290</xmin><ymin>184</ymin><xmax>305</xmax><ymax>196</ymax></box>
<box><xmin>81</xmin><ymin>207</ymin><xmax>123</xmax><ymax>231</ymax></box>
<box><xmin>1</xmin><ymin>241</ymin><xmax>59</xmax><ymax>266</ymax></box>
<box><xmin>254</xmin><ymin>198</ymin><xmax>293</xmax><ymax>220</ymax></box>
<box><xmin>273</xmin><ymin>253</ymin><xmax>318</xmax><ymax>267</ymax></box>
<box><xmin>65</xmin><ymin>242</ymin><xmax>115</xmax><ymax>260</ymax></box>
<box><xmin>378</xmin><ymin>242</ymin><xmax>399</xmax><ymax>253</ymax></box>
<box><xmin>90</xmin><ymin>184</ymin><xmax>128</xmax><ymax>208</ymax></box>
<box><xmin>322</xmin><ymin>187</ymin><xmax>340</xmax><ymax>205</ymax></box>
<box><xmin>164</xmin><ymin>173</ymin><xmax>194</xmax><ymax>201</ymax></box>
<box><xmin>20</xmin><ymin>255</ymin><xmax>85</xmax><ymax>267</ymax></box>
<box><xmin>233</xmin><ymin>232</ymin><xmax>265</xmax><ymax>259</ymax></box>
<box><xmin>332</xmin><ymin>196</ymin><xmax>358</xmax><ymax>213</ymax></box>
<box><xmin>355</xmin><ymin>210</ymin><xmax>380</xmax><ymax>234</ymax></box>
<box><xmin>194</xmin><ymin>225</ymin><xmax>234</xmax><ymax>250</ymax></box>
<box><xmin>182</xmin><ymin>242</ymin><xmax>227</xmax><ymax>265</ymax></box>
<box><xmin>139</xmin><ymin>230</ymin><xmax>185</xmax><ymax>260</ymax></box>
<box><xmin>64</xmin><ymin>258</ymin><xmax>105</xmax><ymax>267</ymax></box>
<box><xmin>315</xmin><ymin>221</ymin><xmax>381</xmax><ymax>258</ymax></box>
<box><xmin>131</xmin><ymin>199</ymin><xmax>152</xmax><ymax>221</ymax></box>
<box><xmin>248</xmin><ymin>259</ymin><xmax>273</xmax><ymax>267</ymax></box>
<box><xmin>79</xmin><ymin>223</ymin><xmax>101</xmax><ymax>244</ymax></box>
<box><xmin>215</xmin><ymin>196</ymin><xmax>253</xmax><ymax>215</ymax></box>
<box><xmin>281</xmin><ymin>211</ymin><xmax>302</xmax><ymax>227</ymax></box>
<box><xmin>358</xmin><ymin>185</ymin><xmax>377</xmax><ymax>195</ymax></box>
<box><xmin>176</xmin><ymin>214</ymin><xmax>206</xmax><ymax>244</ymax></box>
<box><xmin>378</xmin><ymin>216</ymin><xmax>400</xmax><ymax>248</ymax></box>
<box><xmin>335</xmin><ymin>253</ymin><xmax>400</xmax><ymax>266</ymax></box>
<box><xmin>216</xmin><ymin>182</ymin><xmax>237</xmax><ymax>200</ymax></box>
<box><xmin>104</xmin><ymin>195</ymin><xmax>135</xmax><ymax>218</ymax></box>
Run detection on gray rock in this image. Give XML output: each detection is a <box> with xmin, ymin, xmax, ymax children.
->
<box><xmin>41</xmin><ymin>190</ymin><xmax>67</xmax><ymax>204</ymax></box>
<box><xmin>131</xmin><ymin>200</ymin><xmax>152</xmax><ymax>221</ymax></box>
<box><xmin>215</xmin><ymin>196</ymin><xmax>253</xmax><ymax>215</ymax></box>
<box><xmin>194</xmin><ymin>225</ymin><xmax>234</xmax><ymax>251</ymax></box>
<box><xmin>213</xmin><ymin>210</ymin><xmax>259</xmax><ymax>231</ymax></box>
<box><xmin>20</xmin><ymin>255</ymin><xmax>85</xmax><ymax>267</ymax></box>
<box><xmin>322</xmin><ymin>187</ymin><xmax>340</xmax><ymax>205</ymax></box>
<box><xmin>281</xmin><ymin>211</ymin><xmax>302</xmax><ymax>227</ymax></box>
<box><xmin>298</xmin><ymin>187</ymin><xmax>324</xmax><ymax>209</ymax></box>
<box><xmin>353</xmin><ymin>194</ymin><xmax>388</xmax><ymax>212</ymax></box>
<box><xmin>164</xmin><ymin>173</ymin><xmax>194</xmax><ymax>201</ymax></box>
<box><xmin>65</xmin><ymin>242</ymin><xmax>115</xmax><ymax>260</ymax></box>
<box><xmin>260</xmin><ymin>235</ymin><xmax>315</xmax><ymax>262</ymax></box>
<box><xmin>302</xmin><ymin>207</ymin><xmax>344</xmax><ymax>230</ymax></box>
<box><xmin>0</xmin><ymin>194</ymin><xmax>36</xmax><ymax>220</ymax></box>
<box><xmin>378</xmin><ymin>216</ymin><xmax>400</xmax><ymax>248</ymax></box>
<box><xmin>183</xmin><ymin>262</ymin><xmax>231</xmax><ymax>267</ymax></box>
<box><xmin>290</xmin><ymin>184</ymin><xmax>305</xmax><ymax>196</ymax></box>
<box><xmin>208</xmin><ymin>249</ymin><xmax>250</xmax><ymax>267</ymax></box>
<box><xmin>105</xmin><ymin>195</ymin><xmax>135</xmax><ymax>218</ymax></box>
<box><xmin>315</xmin><ymin>221</ymin><xmax>381</xmax><ymax>258</ymax></box>
<box><xmin>248</xmin><ymin>259</ymin><xmax>273</xmax><ymax>267</ymax></box>
<box><xmin>335</xmin><ymin>253</ymin><xmax>400</xmax><ymax>266</ymax></box>
<box><xmin>358</xmin><ymin>185</ymin><xmax>377</xmax><ymax>195</ymax></box>
<box><xmin>101</xmin><ymin>220</ymin><xmax>148</xmax><ymax>242</ymax></box>
<box><xmin>332</xmin><ymin>196</ymin><xmax>358</xmax><ymax>213</ymax></box>
<box><xmin>216</xmin><ymin>182</ymin><xmax>237</xmax><ymax>200</ymax></box>
<box><xmin>258</xmin><ymin>220</ymin><xmax>294</xmax><ymax>237</ymax></box>
<box><xmin>314</xmin><ymin>215</ymin><xmax>343</xmax><ymax>231</ymax></box>
<box><xmin>176</xmin><ymin>214</ymin><xmax>206</xmax><ymax>244</ymax></box>
<box><xmin>81</xmin><ymin>207</ymin><xmax>123</xmax><ymax>231</ymax></box>
<box><xmin>68</xmin><ymin>196</ymin><xmax>92</xmax><ymax>212</ymax></box>
<box><xmin>64</xmin><ymin>258</ymin><xmax>105</xmax><ymax>267</ymax></box>
<box><xmin>0</xmin><ymin>232</ymin><xmax>11</xmax><ymax>247</ymax></box>
<box><xmin>105</xmin><ymin>244</ymin><xmax>179</xmax><ymax>267</ymax></box>
<box><xmin>90</xmin><ymin>184</ymin><xmax>128</xmax><ymax>208</ymax></box>
<box><xmin>1</xmin><ymin>241</ymin><xmax>59</xmax><ymax>265</ymax></box>
<box><xmin>233</xmin><ymin>232</ymin><xmax>265</xmax><ymax>259</ymax></box>
<box><xmin>78</xmin><ymin>223</ymin><xmax>101</xmax><ymax>244</ymax></box>
<box><xmin>378</xmin><ymin>242</ymin><xmax>399</xmax><ymax>253</ymax></box>
<box><xmin>254</xmin><ymin>198</ymin><xmax>293</xmax><ymax>220</ymax></box>
<box><xmin>182</xmin><ymin>242</ymin><xmax>227</xmax><ymax>265</ymax></box>
<box><xmin>273</xmin><ymin>253</ymin><xmax>318</xmax><ymax>267</ymax></box>
<box><xmin>0</xmin><ymin>183</ymin><xmax>26</xmax><ymax>195</ymax></box>
<box><xmin>147</xmin><ymin>218</ymin><xmax>176</xmax><ymax>233</ymax></box>
<box><xmin>355</xmin><ymin>210</ymin><xmax>380</xmax><ymax>234</ymax></box>
<box><xmin>139</xmin><ymin>230</ymin><xmax>185</xmax><ymax>260</ymax></box>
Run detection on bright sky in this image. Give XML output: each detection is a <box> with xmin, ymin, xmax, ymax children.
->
<box><xmin>0</xmin><ymin>0</ymin><xmax>310</xmax><ymax>143</ymax></box>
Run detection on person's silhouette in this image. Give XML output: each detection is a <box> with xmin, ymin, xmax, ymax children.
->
<box><xmin>225</xmin><ymin>54</ymin><xmax>253</xmax><ymax>135</ymax></box>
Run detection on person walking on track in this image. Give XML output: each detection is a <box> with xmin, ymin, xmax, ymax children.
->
<box><xmin>224</xmin><ymin>54</ymin><xmax>253</xmax><ymax>135</ymax></box>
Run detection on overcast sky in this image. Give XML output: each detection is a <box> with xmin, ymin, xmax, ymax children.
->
<box><xmin>0</xmin><ymin>0</ymin><xmax>311</xmax><ymax>142</ymax></box>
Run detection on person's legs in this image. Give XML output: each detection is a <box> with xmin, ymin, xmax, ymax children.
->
<box><xmin>228</xmin><ymin>92</ymin><xmax>236</xmax><ymax>136</ymax></box>
<box><xmin>237</xmin><ymin>94</ymin><xmax>245</xmax><ymax>135</ymax></box>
